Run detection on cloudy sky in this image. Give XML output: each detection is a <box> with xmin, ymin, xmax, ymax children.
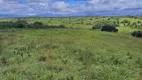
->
<box><xmin>0</xmin><ymin>0</ymin><xmax>142</xmax><ymax>17</ymax></box>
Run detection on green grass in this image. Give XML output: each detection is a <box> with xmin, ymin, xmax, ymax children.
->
<box><xmin>0</xmin><ymin>17</ymin><xmax>142</xmax><ymax>80</ymax></box>
<box><xmin>1</xmin><ymin>16</ymin><xmax>141</xmax><ymax>29</ymax></box>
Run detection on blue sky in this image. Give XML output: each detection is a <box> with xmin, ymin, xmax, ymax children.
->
<box><xmin>0</xmin><ymin>0</ymin><xmax>142</xmax><ymax>17</ymax></box>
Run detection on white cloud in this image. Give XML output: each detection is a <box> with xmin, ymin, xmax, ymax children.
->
<box><xmin>0</xmin><ymin>0</ymin><xmax>35</xmax><ymax>17</ymax></box>
<box><xmin>86</xmin><ymin>0</ymin><xmax>142</xmax><ymax>10</ymax></box>
<box><xmin>50</xmin><ymin>1</ymin><xmax>75</xmax><ymax>14</ymax></box>
<box><xmin>25</xmin><ymin>0</ymin><xmax>51</xmax><ymax>3</ymax></box>
<box><xmin>1</xmin><ymin>0</ymin><xmax>18</xmax><ymax>3</ymax></box>
<box><xmin>0</xmin><ymin>0</ymin><xmax>141</xmax><ymax>17</ymax></box>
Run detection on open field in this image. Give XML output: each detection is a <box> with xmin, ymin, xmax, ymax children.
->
<box><xmin>0</xmin><ymin>16</ymin><xmax>142</xmax><ymax>29</ymax></box>
<box><xmin>0</xmin><ymin>17</ymin><xmax>142</xmax><ymax>80</ymax></box>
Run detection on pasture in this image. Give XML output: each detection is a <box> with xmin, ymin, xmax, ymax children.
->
<box><xmin>0</xmin><ymin>16</ymin><xmax>142</xmax><ymax>80</ymax></box>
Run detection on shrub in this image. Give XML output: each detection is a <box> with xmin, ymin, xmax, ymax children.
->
<box><xmin>57</xmin><ymin>25</ymin><xmax>65</xmax><ymax>28</ymax></box>
<box><xmin>15</xmin><ymin>22</ymin><xmax>25</xmax><ymax>28</ymax></box>
<box><xmin>33</xmin><ymin>21</ymin><xmax>44</xmax><ymax>29</ymax></box>
<box><xmin>27</xmin><ymin>24</ymin><xmax>35</xmax><ymax>28</ymax></box>
<box><xmin>39</xmin><ymin>56</ymin><xmax>46</xmax><ymax>61</ymax></box>
<box><xmin>33</xmin><ymin>21</ymin><xmax>43</xmax><ymax>26</ymax></box>
<box><xmin>101</xmin><ymin>25</ymin><xmax>118</xmax><ymax>32</ymax></box>
<box><xmin>131</xmin><ymin>31</ymin><xmax>142</xmax><ymax>38</ymax></box>
<box><xmin>14</xmin><ymin>20</ymin><xmax>28</xmax><ymax>28</ymax></box>
<box><xmin>1</xmin><ymin>57</ymin><xmax>7</xmax><ymax>65</ymax></box>
<box><xmin>92</xmin><ymin>20</ymin><xmax>119</xmax><ymax>31</ymax></box>
<box><xmin>121</xmin><ymin>20</ymin><xmax>130</xmax><ymax>24</ymax></box>
<box><xmin>0</xmin><ymin>21</ymin><xmax>15</xmax><ymax>28</ymax></box>
<box><xmin>92</xmin><ymin>24</ymin><xmax>103</xmax><ymax>30</ymax></box>
<box><xmin>0</xmin><ymin>20</ymin><xmax>65</xmax><ymax>29</ymax></box>
<box><xmin>47</xmin><ymin>25</ymin><xmax>65</xmax><ymax>28</ymax></box>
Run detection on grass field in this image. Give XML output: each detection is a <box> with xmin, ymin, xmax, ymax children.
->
<box><xmin>1</xmin><ymin>16</ymin><xmax>142</xmax><ymax>29</ymax></box>
<box><xmin>0</xmin><ymin>17</ymin><xmax>142</xmax><ymax>80</ymax></box>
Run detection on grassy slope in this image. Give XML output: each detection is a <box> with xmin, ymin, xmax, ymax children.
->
<box><xmin>0</xmin><ymin>28</ymin><xmax>142</xmax><ymax>80</ymax></box>
<box><xmin>1</xmin><ymin>16</ymin><xmax>141</xmax><ymax>29</ymax></box>
<box><xmin>0</xmin><ymin>17</ymin><xmax>142</xmax><ymax>80</ymax></box>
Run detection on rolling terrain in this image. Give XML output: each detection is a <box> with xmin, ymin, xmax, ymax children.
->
<box><xmin>0</xmin><ymin>16</ymin><xmax>142</xmax><ymax>80</ymax></box>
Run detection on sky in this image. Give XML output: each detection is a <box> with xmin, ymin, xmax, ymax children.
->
<box><xmin>0</xmin><ymin>0</ymin><xmax>142</xmax><ymax>17</ymax></box>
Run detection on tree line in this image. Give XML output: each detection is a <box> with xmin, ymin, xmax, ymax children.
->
<box><xmin>0</xmin><ymin>20</ymin><xmax>65</xmax><ymax>29</ymax></box>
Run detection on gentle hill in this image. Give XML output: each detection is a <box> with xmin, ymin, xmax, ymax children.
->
<box><xmin>0</xmin><ymin>17</ymin><xmax>142</xmax><ymax>80</ymax></box>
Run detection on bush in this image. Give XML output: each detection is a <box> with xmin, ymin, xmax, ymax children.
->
<box><xmin>39</xmin><ymin>56</ymin><xmax>46</xmax><ymax>61</ymax></box>
<box><xmin>27</xmin><ymin>24</ymin><xmax>35</xmax><ymax>28</ymax></box>
<box><xmin>121</xmin><ymin>20</ymin><xmax>130</xmax><ymax>24</ymax></box>
<box><xmin>131</xmin><ymin>31</ymin><xmax>142</xmax><ymax>38</ymax></box>
<box><xmin>0</xmin><ymin>21</ymin><xmax>15</xmax><ymax>28</ymax></box>
<box><xmin>92</xmin><ymin>20</ymin><xmax>119</xmax><ymax>30</ymax></box>
<box><xmin>47</xmin><ymin>25</ymin><xmax>65</xmax><ymax>28</ymax></box>
<box><xmin>57</xmin><ymin>25</ymin><xmax>65</xmax><ymax>28</ymax></box>
<box><xmin>14</xmin><ymin>20</ymin><xmax>28</xmax><ymax>28</ymax></box>
<box><xmin>1</xmin><ymin>57</ymin><xmax>7</xmax><ymax>65</ymax></box>
<box><xmin>101</xmin><ymin>25</ymin><xmax>118</xmax><ymax>32</ymax></box>
<box><xmin>0</xmin><ymin>20</ymin><xmax>66</xmax><ymax>29</ymax></box>
<box><xmin>92</xmin><ymin>24</ymin><xmax>103</xmax><ymax>30</ymax></box>
<box><xmin>33</xmin><ymin>21</ymin><xmax>43</xmax><ymax>26</ymax></box>
<box><xmin>33</xmin><ymin>21</ymin><xmax>44</xmax><ymax>29</ymax></box>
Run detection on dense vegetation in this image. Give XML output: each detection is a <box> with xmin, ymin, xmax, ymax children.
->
<box><xmin>0</xmin><ymin>16</ymin><xmax>142</xmax><ymax>80</ymax></box>
<box><xmin>1</xmin><ymin>16</ymin><xmax>142</xmax><ymax>29</ymax></box>
<box><xmin>131</xmin><ymin>30</ymin><xmax>142</xmax><ymax>38</ymax></box>
<box><xmin>101</xmin><ymin>25</ymin><xmax>118</xmax><ymax>32</ymax></box>
<box><xmin>0</xmin><ymin>20</ymin><xmax>65</xmax><ymax>29</ymax></box>
<box><xmin>92</xmin><ymin>22</ymin><xmax>118</xmax><ymax>32</ymax></box>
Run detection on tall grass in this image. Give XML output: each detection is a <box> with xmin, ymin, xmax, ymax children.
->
<box><xmin>0</xmin><ymin>28</ymin><xmax>142</xmax><ymax>80</ymax></box>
